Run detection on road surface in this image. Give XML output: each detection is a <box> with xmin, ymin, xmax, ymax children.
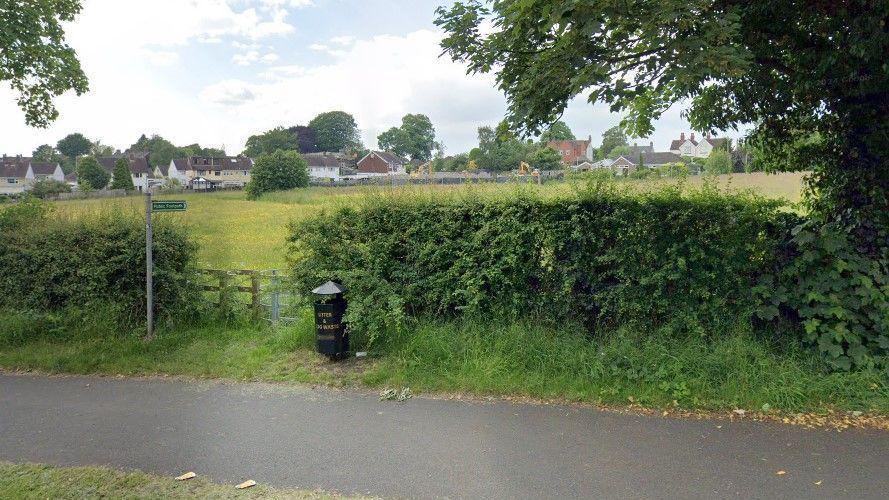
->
<box><xmin>1</xmin><ymin>373</ymin><xmax>886</xmax><ymax>499</ymax></box>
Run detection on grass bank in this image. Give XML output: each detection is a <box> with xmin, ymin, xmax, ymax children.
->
<box><xmin>0</xmin><ymin>462</ymin><xmax>358</xmax><ymax>499</ymax></box>
<box><xmin>1</xmin><ymin>310</ymin><xmax>884</xmax><ymax>416</ymax></box>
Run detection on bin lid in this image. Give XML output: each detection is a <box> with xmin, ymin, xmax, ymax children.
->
<box><xmin>311</xmin><ymin>281</ymin><xmax>347</xmax><ymax>295</ymax></box>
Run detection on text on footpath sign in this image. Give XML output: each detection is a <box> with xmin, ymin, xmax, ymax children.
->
<box><xmin>151</xmin><ymin>200</ymin><xmax>187</xmax><ymax>212</ymax></box>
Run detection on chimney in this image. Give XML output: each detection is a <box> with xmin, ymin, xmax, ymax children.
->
<box><xmin>706</xmin><ymin>132</ymin><xmax>712</xmax><ymax>139</ymax></box>
<box><xmin>680</xmin><ymin>132</ymin><xmax>685</xmax><ymax>141</ymax></box>
<box><xmin>690</xmin><ymin>132</ymin><xmax>696</xmax><ymax>142</ymax></box>
<box><xmin>650</xmin><ymin>141</ymin><xmax>654</xmax><ymax>148</ymax></box>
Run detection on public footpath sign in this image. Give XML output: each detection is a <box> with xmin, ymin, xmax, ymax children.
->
<box><xmin>151</xmin><ymin>200</ymin><xmax>187</xmax><ymax>212</ymax></box>
<box><xmin>145</xmin><ymin>194</ymin><xmax>187</xmax><ymax>340</ymax></box>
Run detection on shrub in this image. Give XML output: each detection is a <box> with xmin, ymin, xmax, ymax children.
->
<box><xmin>288</xmin><ymin>186</ymin><xmax>792</xmax><ymax>347</ymax></box>
<box><xmin>246</xmin><ymin>150</ymin><xmax>309</xmax><ymax>200</ymax></box>
<box><xmin>29</xmin><ymin>179</ymin><xmax>71</xmax><ymax>198</ymax></box>
<box><xmin>0</xmin><ymin>201</ymin><xmax>201</xmax><ymax>325</ymax></box>
<box><xmin>704</xmin><ymin>149</ymin><xmax>732</xmax><ymax>175</ymax></box>
<box><xmin>755</xmin><ymin>219</ymin><xmax>888</xmax><ymax>370</ymax></box>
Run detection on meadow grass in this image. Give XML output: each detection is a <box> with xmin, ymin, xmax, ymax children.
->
<box><xmin>48</xmin><ymin>172</ymin><xmax>807</xmax><ymax>270</ymax></box>
<box><xmin>0</xmin><ymin>462</ymin><xmax>359</xmax><ymax>499</ymax></box>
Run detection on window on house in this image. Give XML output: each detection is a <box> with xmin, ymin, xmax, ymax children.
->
<box><xmin>6</xmin><ymin>178</ymin><xmax>16</xmax><ymax>184</ymax></box>
<box><xmin>243</xmin><ymin>170</ymin><xmax>248</xmax><ymax>175</ymax></box>
<box><xmin>214</xmin><ymin>171</ymin><xmax>221</xmax><ymax>176</ymax></box>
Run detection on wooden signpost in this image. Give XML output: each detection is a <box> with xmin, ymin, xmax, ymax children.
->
<box><xmin>145</xmin><ymin>192</ymin><xmax>187</xmax><ymax>340</ymax></box>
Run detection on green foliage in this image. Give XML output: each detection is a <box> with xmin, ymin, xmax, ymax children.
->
<box><xmin>32</xmin><ymin>144</ymin><xmax>61</xmax><ymax>163</ymax></box>
<box><xmin>288</xmin><ymin>125</ymin><xmax>319</xmax><ymax>154</ymax></box>
<box><xmin>600</xmin><ymin>125</ymin><xmax>629</xmax><ymax>158</ymax></box>
<box><xmin>704</xmin><ymin>149</ymin><xmax>733</xmax><ymax>175</ymax></box>
<box><xmin>242</xmin><ymin>126</ymin><xmax>299</xmax><ymax>157</ymax></box>
<box><xmin>308</xmin><ymin>111</ymin><xmax>361</xmax><ymax>153</ymax></box>
<box><xmin>56</xmin><ymin>133</ymin><xmax>91</xmax><ymax>158</ymax></box>
<box><xmin>1</xmin><ymin>0</ymin><xmax>89</xmax><ymax>127</ymax></box>
<box><xmin>289</xmin><ymin>186</ymin><xmax>790</xmax><ymax>348</ymax></box>
<box><xmin>89</xmin><ymin>140</ymin><xmax>113</xmax><ymax>157</ymax></box>
<box><xmin>655</xmin><ymin>162</ymin><xmax>690</xmax><ymax>179</ymax></box>
<box><xmin>607</xmin><ymin>144</ymin><xmax>631</xmax><ymax>159</ymax></box>
<box><xmin>29</xmin><ymin>179</ymin><xmax>70</xmax><ymax>198</ymax></box>
<box><xmin>75</xmin><ymin>156</ymin><xmax>109</xmax><ymax>190</ymax></box>
<box><xmin>435</xmin><ymin>0</ymin><xmax>889</xmax><ymax>244</ymax></box>
<box><xmin>0</xmin><ymin>204</ymin><xmax>200</xmax><ymax>326</ymax></box>
<box><xmin>756</xmin><ymin>220</ymin><xmax>889</xmax><ymax>370</ymax></box>
<box><xmin>539</xmin><ymin>120</ymin><xmax>575</xmax><ymax>142</ymax></box>
<box><xmin>527</xmin><ymin>145</ymin><xmax>562</xmax><ymax>171</ymax></box>
<box><xmin>431</xmin><ymin>153</ymin><xmax>470</xmax><ymax>172</ymax></box>
<box><xmin>470</xmin><ymin>126</ymin><xmax>531</xmax><ymax>171</ymax></box>
<box><xmin>109</xmin><ymin>158</ymin><xmax>135</xmax><ymax>191</ymax></box>
<box><xmin>377</xmin><ymin>114</ymin><xmax>438</xmax><ymax>161</ymax></box>
<box><xmin>246</xmin><ymin>150</ymin><xmax>309</xmax><ymax>200</ymax></box>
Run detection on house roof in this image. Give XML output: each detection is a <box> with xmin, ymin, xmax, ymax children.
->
<box><xmin>304</xmin><ymin>153</ymin><xmax>343</xmax><ymax>168</ymax></box>
<box><xmin>628</xmin><ymin>143</ymin><xmax>654</xmax><ymax>156</ymax></box>
<box><xmin>704</xmin><ymin>137</ymin><xmax>728</xmax><ymax>148</ymax></box>
<box><xmin>155</xmin><ymin>163</ymin><xmax>170</xmax><ymax>176</ymax></box>
<box><xmin>370</xmin><ymin>151</ymin><xmax>407</xmax><ymax>165</ymax></box>
<box><xmin>617</xmin><ymin>152</ymin><xmax>683</xmax><ymax>166</ymax></box>
<box><xmin>546</xmin><ymin>138</ymin><xmax>591</xmax><ymax>150</ymax></box>
<box><xmin>0</xmin><ymin>162</ymin><xmax>30</xmax><ymax>178</ymax></box>
<box><xmin>97</xmin><ymin>157</ymin><xmax>152</xmax><ymax>176</ymax></box>
<box><xmin>181</xmin><ymin>156</ymin><xmax>253</xmax><ymax>171</ymax></box>
<box><xmin>31</xmin><ymin>162</ymin><xmax>59</xmax><ymax>175</ymax></box>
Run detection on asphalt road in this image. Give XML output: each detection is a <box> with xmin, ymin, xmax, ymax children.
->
<box><xmin>1</xmin><ymin>373</ymin><xmax>886</xmax><ymax>499</ymax></box>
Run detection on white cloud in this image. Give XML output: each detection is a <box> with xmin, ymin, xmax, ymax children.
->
<box><xmin>260</xmin><ymin>53</ymin><xmax>280</xmax><ymax>63</ymax></box>
<box><xmin>200</xmin><ymin>80</ymin><xmax>257</xmax><ymax>106</ymax></box>
<box><xmin>140</xmin><ymin>49</ymin><xmax>180</xmax><ymax>67</ymax></box>
<box><xmin>232</xmin><ymin>50</ymin><xmax>260</xmax><ymax>65</ymax></box>
<box><xmin>329</xmin><ymin>35</ymin><xmax>354</xmax><ymax>46</ymax></box>
<box><xmin>309</xmin><ymin>43</ymin><xmax>328</xmax><ymax>51</ymax></box>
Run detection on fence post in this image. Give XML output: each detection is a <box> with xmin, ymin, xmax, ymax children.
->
<box><xmin>218</xmin><ymin>271</ymin><xmax>230</xmax><ymax>315</ymax></box>
<box><xmin>270</xmin><ymin>270</ymin><xmax>280</xmax><ymax>326</ymax></box>
<box><xmin>250</xmin><ymin>271</ymin><xmax>261</xmax><ymax>321</ymax></box>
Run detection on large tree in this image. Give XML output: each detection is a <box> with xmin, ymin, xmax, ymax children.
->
<box><xmin>377</xmin><ymin>114</ymin><xmax>438</xmax><ymax>161</ymax></box>
<box><xmin>242</xmin><ymin>127</ymin><xmax>298</xmax><ymax>157</ymax></box>
<box><xmin>32</xmin><ymin>144</ymin><xmax>61</xmax><ymax>163</ymax></box>
<box><xmin>600</xmin><ymin>126</ymin><xmax>629</xmax><ymax>159</ymax></box>
<box><xmin>56</xmin><ymin>133</ymin><xmax>91</xmax><ymax>158</ymax></box>
<box><xmin>1</xmin><ymin>0</ymin><xmax>89</xmax><ymax>127</ymax></box>
<box><xmin>288</xmin><ymin>125</ymin><xmax>319</xmax><ymax>154</ymax></box>
<box><xmin>308</xmin><ymin>111</ymin><xmax>361</xmax><ymax>153</ymax></box>
<box><xmin>470</xmin><ymin>125</ymin><xmax>530</xmax><ymax>171</ymax></box>
<box><xmin>539</xmin><ymin>120</ymin><xmax>575</xmax><ymax>142</ymax></box>
<box><xmin>436</xmin><ymin>0</ymin><xmax>889</xmax><ymax>247</ymax></box>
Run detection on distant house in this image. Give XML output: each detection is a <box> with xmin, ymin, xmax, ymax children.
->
<box><xmin>627</xmin><ymin>141</ymin><xmax>655</xmax><ymax>157</ymax></box>
<box><xmin>174</xmin><ymin>156</ymin><xmax>254</xmax><ymax>189</ymax></box>
<box><xmin>304</xmin><ymin>152</ymin><xmax>350</xmax><ymax>182</ymax></box>
<box><xmin>356</xmin><ymin>151</ymin><xmax>407</xmax><ymax>178</ymax></box>
<box><xmin>610</xmin><ymin>152</ymin><xmax>682</xmax><ymax>176</ymax></box>
<box><xmin>31</xmin><ymin>162</ymin><xmax>65</xmax><ymax>182</ymax></box>
<box><xmin>97</xmin><ymin>154</ymin><xmax>153</xmax><ymax>192</ymax></box>
<box><xmin>571</xmin><ymin>159</ymin><xmax>613</xmax><ymax>172</ymax></box>
<box><xmin>547</xmin><ymin>136</ymin><xmax>594</xmax><ymax>166</ymax></box>
<box><xmin>0</xmin><ymin>157</ymin><xmax>34</xmax><ymax>194</ymax></box>
<box><xmin>669</xmin><ymin>133</ymin><xmax>728</xmax><ymax>158</ymax></box>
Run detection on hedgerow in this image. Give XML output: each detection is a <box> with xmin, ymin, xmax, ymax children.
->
<box><xmin>0</xmin><ymin>199</ymin><xmax>200</xmax><ymax>325</ymax></box>
<box><xmin>289</xmin><ymin>184</ymin><xmax>796</xmax><ymax>345</ymax></box>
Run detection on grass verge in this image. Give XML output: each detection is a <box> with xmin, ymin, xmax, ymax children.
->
<box><xmin>0</xmin><ymin>309</ymin><xmax>885</xmax><ymax>417</ymax></box>
<box><xmin>0</xmin><ymin>462</ymin><xmax>359</xmax><ymax>499</ymax></box>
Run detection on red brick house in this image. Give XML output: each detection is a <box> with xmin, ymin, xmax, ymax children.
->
<box><xmin>546</xmin><ymin>136</ymin><xmax>594</xmax><ymax>166</ymax></box>
<box><xmin>356</xmin><ymin>151</ymin><xmax>407</xmax><ymax>177</ymax></box>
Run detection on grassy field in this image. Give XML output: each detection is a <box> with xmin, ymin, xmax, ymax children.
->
<box><xmin>50</xmin><ymin>172</ymin><xmax>807</xmax><ymax>270</ymax></box>
<box><xmin>0</xmin><ymin>462</ymin><xmax>360</xmax><ymax>499</ymax></box>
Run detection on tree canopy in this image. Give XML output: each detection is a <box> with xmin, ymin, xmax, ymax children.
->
<box><xmin>308</xmin><ymin>111</ymin><xmax>361</xmax><ymax>153</ymax></box>
<box><xmin>56</xmin><ymin>133</ymin><xmax>91</xmax><ymax>158</ymax></box>
<box><xmin>32</xmin><ymin>144</ymin><xmax>61</xmax><ymax>163</ymax></box>
<box><xmin>377</xmin><ymin>114</ymin><xmax>438</xmax><ymax>161</ymax></box>
<box><xmin>288</xmin><ymin>125</ymin><xmax>319</xmax><ymax>154</ymax></box>
<box><xmin>600</xmin><ymin>126</ymin><xmax>629</xmax><ymax>159</ymax></box>
<box><xmin>242</xmin><ymin>127</ymin><xmax>298</xmax><ymax>157</ymax></box>
<box><xmin>469</xmin><ymin>126</ymin><xmax>530</xmax><ymax>171</ymax></box>
<box><xmin>76</xmin><ymin>157</ymin><xmax>109</xmax><ymax>190</ymax></box>
<box><xmin>109</xmin><ymin>158</ymin><xmax>135</xmax><ymax>191</ymax></box>
<box><xmin>436</xmin><ymin>0</ymin><xmax>889</xmax><ymax>242</ymax></box>
<box><xmin>527</xmin><ymin>146</ymin><xmax>562</xmax><ymax>171</ymax></box>
<box><xmin>246</xmin><ymin>150</ymin><xmax>309</xmax><ymax>200</ymax></box>
<box><xmin>1</xmin><ymin>0</ymin><xmax>89</xmax><ymax>127</ymax></box>
<box><xmin>539</xmin><ymin>121</ymin><xmax>574</xmax><ymax>142</ymax></box>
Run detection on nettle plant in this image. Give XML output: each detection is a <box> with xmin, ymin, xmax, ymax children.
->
<box><xmin>756</xmin><ymin>219</ymin><xmax>889</xmax><ymax>370</ymax></box>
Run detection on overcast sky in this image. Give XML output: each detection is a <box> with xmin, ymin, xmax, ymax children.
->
<box><xmin>0</xmin><ymin>0</ymin><xmax>747</xmax><ymax>156</ymax></box>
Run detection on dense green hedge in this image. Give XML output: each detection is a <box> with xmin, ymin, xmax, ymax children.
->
<box><xmin>0</xmin><ymin>200</ymin><xmax>200</xmax><ymax>324</ymax></box>
<box><xmin>289</xmin><ymin>186</ymin><xmax>798</xmax><ymax>345</ymax></box>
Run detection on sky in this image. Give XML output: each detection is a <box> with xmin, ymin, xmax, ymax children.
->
<box><xmin>0</xmin><ymin>0</ymin><xmax>747</xmax><ymax>157</ymax></box>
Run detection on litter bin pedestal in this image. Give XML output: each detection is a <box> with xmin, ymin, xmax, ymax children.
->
<box><xmin>311</xmin><ymin>281</ymin><xmax>348</xmax><ymax>359</ymax></box>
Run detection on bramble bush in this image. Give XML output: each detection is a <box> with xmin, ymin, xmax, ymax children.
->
<box><xmin>289</xmin><ymin>184</ymin><xmax>795</xmax><ymax>348</ymax></box>
<box><xmin>0</xmin><ymin>200</ymin><xmax>201</xmax><ymax>327</ymax></box>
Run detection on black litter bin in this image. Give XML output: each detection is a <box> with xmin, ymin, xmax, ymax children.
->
<box><xmin>311</xmin><ymin>281</ymin><xmax>348</xmax><ymax>359</ymax></box>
